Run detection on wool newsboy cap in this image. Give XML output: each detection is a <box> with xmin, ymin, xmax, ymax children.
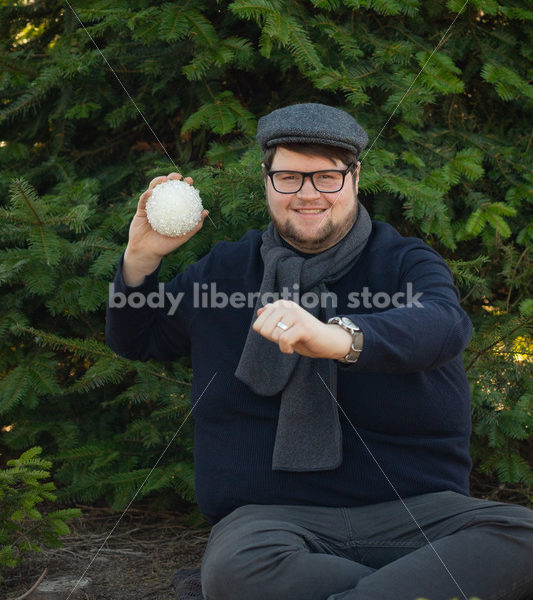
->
<box><xmin>256</xmin><ymin>103</ymin><xmax>369</xmax><ymax>157</ymax></box>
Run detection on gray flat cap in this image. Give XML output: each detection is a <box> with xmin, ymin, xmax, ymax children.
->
<box><xmin>256</xmin><ymin>103</ymin><xmax>368</xmax><ymax>157</ymax></box>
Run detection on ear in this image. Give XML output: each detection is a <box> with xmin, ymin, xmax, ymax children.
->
<box><xmin>350</xmin><ymin>161</ymin><xmax>360</xmax><ymax>193</ymax></box>
<box><xmin>352</xmin><ymin>161</ymin><xmax>361</xmax><ymax>184</ymax></box>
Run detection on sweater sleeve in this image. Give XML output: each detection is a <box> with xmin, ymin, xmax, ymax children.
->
<box><xmin>339</xmin><ymin>245</ymin><xmax>472</xmax><ymax>374</ymax></box>
<box><xmin>105</xmin><ymin>252</ymin><xmax>192</xmax><ymax>362</ymax></box>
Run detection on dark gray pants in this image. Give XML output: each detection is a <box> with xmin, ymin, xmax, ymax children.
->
<box><xmin>201</xmin><ymin>491</ymin><xmax>533</xmax><ymax>600</ymax></box>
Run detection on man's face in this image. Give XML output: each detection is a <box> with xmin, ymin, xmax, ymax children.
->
<box><xmin>265</xmin><ymin>147</ymin><xmax>360</xmax><ymax>254</ymax></box>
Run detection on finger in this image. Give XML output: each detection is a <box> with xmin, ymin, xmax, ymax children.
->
<box><xmin>256</xmin><ymin>302</ymin><xmax>279</xmax><ymax>318</ymax></box>
<box><xmin>189</xmin><ymin>210</ymin><xmax>209</xmax><ymax>235</ymax></box>
<box><xmin>278</xmin><ymin>325</ymin><xmax>301</xmax><ymax>354</ymax></box>
<box><xmin>254</xmin><ymin>299</ymin><xmax>296</xmax><ymax>333</ymax></box>
<box><xmin>262</xmin><ymin>311</ymin><xmax>293</xmax><ymax>342</ymax></box>
<box><xmin>183</xmin><ymin>176</ymin><xmax>194</xmax><ymax>185</ymax></box>
<box><xmin>138</xmin><ymin>189</ymin><xmax>152</xmax><ymax>212</ymax></box>
<box><xmin>261</xmin><ymin>300</ymin><xmax>300</xmax><ymax>331</ymax></box>
<box><xmin>274</xmin><ymin>328</ymin><xmax>294</xmax><ymax>349</ymax></box>
<box><xmin>148</xmin><ymin>175</ymin><xmax>168</xmax><ymax>190</ymax></box>
<box><xmin>256</xmin><ymin>298</ymin><xmax>291</xmax><ymax>317</ymax></box>
<box><xmin>252</xmin><ymin>302</ymin><xmax>276</xmax><ymax>332</ymax></box>
<box><xmin>279</xmin><ymin>339</ymin><xmax>295</xmax><ymax>354</ymax></box>
<box><xmin>168</xmin><ymin>172</ymin><xmax>182</xmax><ymax>180</ymax></box>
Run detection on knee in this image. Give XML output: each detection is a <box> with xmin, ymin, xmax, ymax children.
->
<box><xmin>201</xmin><ymin>538</ymin><xmax>293</xmax><ymax>600</ymax></box>
<box><xmin>504</xmin><ymin>503</ymin><xmax>533</xmax><ymax>540</ymax></box>
<box><xmin>489</xmin><ymin>503</ymin><xmax>533</xmax><ymax>527</ymax></box>
<box><xmin>201</xmin><ymin>542</ymin><xmax>236</xmax><ymax>600</ymax></box>
<box><xmin>201</xmin><ymin>506</ymin><xmax>257</xmax><ymax>598</ymax></box>
<box><xmin>201</xmin><ymin>513</ymin><xmax>306</xmax><ymax>600</ymax></box>
<box><xmin>473</xmin><ymin>502</ymin><xmax>533</xmax><ymax>546</ymax></box>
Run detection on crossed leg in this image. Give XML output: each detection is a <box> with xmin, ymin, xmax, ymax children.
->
<box><xmin>201</xmin><ymin>492</ymin><xmax>533</xmax><ymax>600</ymax></box>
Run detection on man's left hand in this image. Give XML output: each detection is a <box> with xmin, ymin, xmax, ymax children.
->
<box><xmin>253</xmin><ymin>300</ymin><xmax>352</xmax><ymax>360</ymax></box>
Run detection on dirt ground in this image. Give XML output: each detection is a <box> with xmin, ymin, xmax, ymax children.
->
<box><xmin>1</xmin><ymin>507</ymin><xmax>211</xmax><ymax>600</ymax></box>
<box><xmin>1</xmin><ymin>475</ymin><xmax>531</xmax><ymax>600</ymax></box>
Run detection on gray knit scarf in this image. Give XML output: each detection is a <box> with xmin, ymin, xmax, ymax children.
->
<box><xmin>234</xmin><ymin>203</ymin><xmax>372</xmax><ymax>471</ymax></box>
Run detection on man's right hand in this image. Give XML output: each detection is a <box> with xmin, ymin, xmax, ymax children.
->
<box><xmin>123</xmin><ymin>172</ymin><xmax>209</xmax><ymax>286</ymax></box>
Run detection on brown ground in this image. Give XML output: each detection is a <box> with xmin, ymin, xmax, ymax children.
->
<box><xmin>1</xmin><ymin>507</ymin><xmax>211</xmax><ymax>600</ymax></box>
<box><xmin>1</xmin><ymin>475</ymin><xmax>531</xmax><ymax>600</ymax></box>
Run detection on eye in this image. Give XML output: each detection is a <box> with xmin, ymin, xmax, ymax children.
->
<box><xmin>316</xmin><ymin>172</ymin><xmax>335</xmax><ymax>181</ymax></box>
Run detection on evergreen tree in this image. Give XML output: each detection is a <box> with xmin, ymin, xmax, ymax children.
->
<box><xmin>0</xmin><ymin>0</ymin><xmax>532</xmax><ymax>510</ymax></box>
<box><xmin>0</xmin><ymin>446</ymin><xmax>80</xmax><ymax>581</ymax></box>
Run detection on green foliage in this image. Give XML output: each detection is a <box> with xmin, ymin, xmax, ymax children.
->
<box><xmin>0</xmin><ymin>0</ymin><xmax>532</xmax><ymax>512</ymax></box>
<box><xmin>466</xmin><ymin>309</ymin><xmax>533</xmax><ymax>487</ymax></box>
<box><xmin>0</xmin><ymin>447</ymin><xmax>80</xmax><ymax>581</ymax></box>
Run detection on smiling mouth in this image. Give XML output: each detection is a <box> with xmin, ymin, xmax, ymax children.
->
<box><xmin>293</xmin><ymin>208</ymin><xmax>329</xmax><ymax>214</ymax></box>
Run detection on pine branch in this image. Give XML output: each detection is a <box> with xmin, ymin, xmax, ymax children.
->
<box><xmin>14</xmin><ymin>326</ymin><xmax>192</xmax><ymax>387</ymax></box>
<box><xmin>465</xmin><ymin>315</ymin><xmax>533</xmax><ymax>372</ymax></box>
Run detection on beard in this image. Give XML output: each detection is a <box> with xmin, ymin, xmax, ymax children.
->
<box><xmin>267</xmin><ymin>200</ymin><xmax>359</xmax><ymax>253</ymax></box>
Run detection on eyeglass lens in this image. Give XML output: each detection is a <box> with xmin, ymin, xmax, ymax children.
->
<box><xmin>272</xmin><ymin>171</ymin><xmax>344</xmax><ymax>193</ymax></box>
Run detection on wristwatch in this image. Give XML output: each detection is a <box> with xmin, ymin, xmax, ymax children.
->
<box><xmin>327</xmin><ymin>316</ymin><xmax>363</xmax><ymax>364</ymax></box>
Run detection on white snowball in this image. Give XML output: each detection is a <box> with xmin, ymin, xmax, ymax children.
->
<box><xmin>146</xmin><ymin>179</ymin><xmax>204</xmax><ymax>237</ymax></box>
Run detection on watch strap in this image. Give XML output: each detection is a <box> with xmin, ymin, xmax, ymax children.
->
<box><xmin>327</xmin><ymin>316</ymin><xmax>363</xmax><ymax>364</ymax></box>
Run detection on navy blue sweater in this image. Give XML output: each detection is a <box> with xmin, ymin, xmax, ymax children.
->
<box><xmin>106</xmin><ymin>220</ymin><xmax>473</xmax><ymax>521</ymax></box>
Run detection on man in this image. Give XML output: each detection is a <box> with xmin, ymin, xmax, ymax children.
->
<box><xmin>106</xmin><ymin>103</ymin><xmax>533</xmax><ymax>600</ymax></box>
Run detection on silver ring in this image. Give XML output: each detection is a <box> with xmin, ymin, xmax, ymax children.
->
<box><xmin>276</xmin><ymin>321</ymin><xmax>290</xmax><ymax>331</ymax></box>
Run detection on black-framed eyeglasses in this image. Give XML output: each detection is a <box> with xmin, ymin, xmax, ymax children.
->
<box><xmin>267</xmin><ymin>162</ymin><xmax>355</xmax><ymax>194</ymax></box>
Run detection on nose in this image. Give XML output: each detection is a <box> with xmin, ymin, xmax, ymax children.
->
<box><xmin>297</xmin><ymin>175</ymin><xmax>320</xmax><ymax>197</ymax></box>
